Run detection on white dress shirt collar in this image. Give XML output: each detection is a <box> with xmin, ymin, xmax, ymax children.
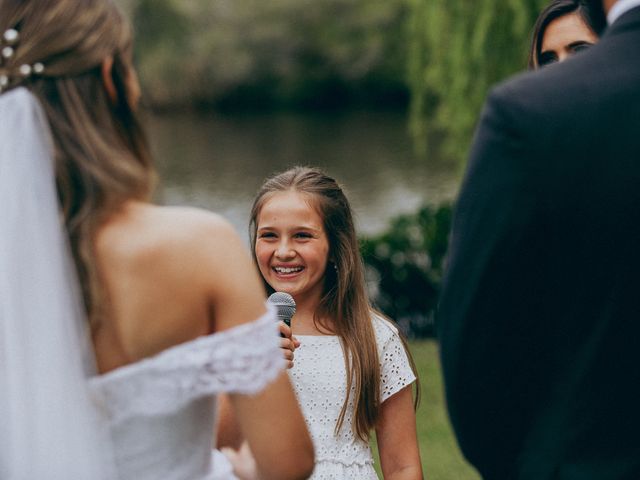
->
<box><xmin>608</xmin><ymin>0</ymin><xmax>640</xmax><ymax>24</ymax></box>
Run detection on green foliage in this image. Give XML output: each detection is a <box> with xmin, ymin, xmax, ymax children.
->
<box><xmin>120</xmin><ymin>0</ymin><xmax>410</xmax><ymax>109</ymax></box>
<box><xmin>131</xmin><ymin>0</ymin><xmax>191</xmax><ymax>103</ymax></box>
<box><xmin>408</xmin><ymin>0</ymin><xmax>548</xmax><ymax>161</ymax></box>
<box><xmin>361</xmin><ymin>203</ymin><xmax>453</xmax><ymax>338</ymax></box>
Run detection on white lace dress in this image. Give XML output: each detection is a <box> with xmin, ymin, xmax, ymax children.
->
<box><xmin>89</xmin><ymin>308</ymin><xmax>284</xmax><ymax>480</ymax></box>
<box><xmin>289</xmin><ymin>315</ymin><xmax>416</xmax><ymax>479</ymax></box>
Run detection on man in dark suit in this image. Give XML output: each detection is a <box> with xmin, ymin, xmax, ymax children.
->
<box><xmin>437</xmin><ymin>0</ymin><xmax>640</xmax><ymax>478</ymax></box>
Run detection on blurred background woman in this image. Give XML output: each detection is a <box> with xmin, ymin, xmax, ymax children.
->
<box><xmin>528</xmin><ymin>0</ymin><xmax>605</xmax><ymax>69</ymax></box>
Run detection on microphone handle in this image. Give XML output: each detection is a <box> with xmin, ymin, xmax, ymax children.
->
<box><xmin>279</xmin><ymin>316</ymin><xmax>291</xmax><ymax>337</ymax></box>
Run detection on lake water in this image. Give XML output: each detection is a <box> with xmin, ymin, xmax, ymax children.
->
<box><xmin>148</xmin><ymin>110</ymin><xmax>462</xmax><ymax>241</ymax></box>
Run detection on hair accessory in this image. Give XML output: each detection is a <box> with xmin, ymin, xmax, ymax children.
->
<box><xmin>19</xmin><ymin>64</ymin><xmax>32</xmax><ymax>77</ymax></box>
<box><xmin>0</xmin><ymin>28</ymin><xmax>45</xmax><ymax>94</ymax></box>
<box><xmin>2</xmin><ymin>46</ymin><xmax>14</xmax><ymax>59</ymax></box>
<box><xmin>3</xmin><ymin>28</ymin><xmax>19</xmax><ymax>45</ymax></box>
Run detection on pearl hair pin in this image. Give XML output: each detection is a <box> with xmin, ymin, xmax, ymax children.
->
<box><xmin>2</xmin><ymin>46</ymin><xmax>14</xmax><ymax>59</ymax></box>
<box><xmin>3</xmin><ymin>28</ymin><xmax>18</xmax><ymax>45</ymax></box>
<box><xmin>0</xmin><ymin>28</ymin><xmax>46</xmax><ymax>93</ymax></box>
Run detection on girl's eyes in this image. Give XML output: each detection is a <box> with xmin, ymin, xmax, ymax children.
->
<box><xmin>258</xmin><ymin>231</ymin><xmax>313</xmax><ymax>239</ymax></box>
<box><xmin>294</xmin><ymin>232</ymin><xmax>313</xmax><ymax>239</ymax></box>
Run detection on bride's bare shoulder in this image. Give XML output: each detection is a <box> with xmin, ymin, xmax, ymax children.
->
<box><xmin>94</xmin><ymin>202</ymin><xmax>259</xmax><ymax>346</ymax></box>
<box><xmin>143</xmin><ymin>203</ymin><xmax>237</xmax><ymax>238</ymax></box>
<box><xmin>97</xmin><ymin>202</ymin><xmax>242</xmax><ymax>262</ymax></box>
<box><xmin>93</xmin><ymin>203</ymin><xmax>253</xmax><ymax>365</ymax></box>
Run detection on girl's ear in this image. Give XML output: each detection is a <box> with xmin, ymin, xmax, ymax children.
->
<box><xmin>101</xmin><ymin>56</ymin><xmax>117</xmax><ymax>104</ymax></box>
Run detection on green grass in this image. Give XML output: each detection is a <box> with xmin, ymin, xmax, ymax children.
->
<box><xmin>371</xmin><ymin>340</ymin><xmax>481</xmax><ymax>479</ymax></box>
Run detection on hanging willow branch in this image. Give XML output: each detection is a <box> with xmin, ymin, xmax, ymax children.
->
<box><xmin>407</xmin><ymin>0</ymin><xmax>548</xmax><ymax>161</ymax></box>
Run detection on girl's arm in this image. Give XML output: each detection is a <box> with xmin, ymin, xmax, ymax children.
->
<box><xmin>375</xmin><ymin>385</ymin><xmax>423</xmax><ymax>480</ymax></box>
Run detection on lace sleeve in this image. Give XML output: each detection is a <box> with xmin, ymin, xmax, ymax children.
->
<box><xmin>90</xmin><ymin>306</ymin><xmax>284</xmax><ymax>424</ymax></box>
<box><xmin>375</xmin><ymin>317</ymin><xmax>417</xmax><ymax>402</ymax></box>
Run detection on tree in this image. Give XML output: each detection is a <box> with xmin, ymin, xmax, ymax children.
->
<box><xmin>118</xmin><ymin>0</ymin><xmax>409</xmax><ymax>109</ymax></box>
<box><xmin>407</xmin><ymin>0</ymin><xmax>548</xmax><ymax>161</ymax></box>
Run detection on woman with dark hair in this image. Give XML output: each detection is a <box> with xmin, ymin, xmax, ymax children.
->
<box><xmin>528</xmin><ymin>0</ymin><xmax>605</xmax><ymax>69</ymax></box>
<box><xmin>0</xmin><ymin>1</ymin><xmax>313</xmax><ymax>479</ymax></box>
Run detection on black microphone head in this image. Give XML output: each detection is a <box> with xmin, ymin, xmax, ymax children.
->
<box><xmin>267</xmin><ymin>292</ymin><xmax>296</xmax><ymax>326</ymax></box>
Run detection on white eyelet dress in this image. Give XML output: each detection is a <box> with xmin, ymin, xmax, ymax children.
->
<box><xmin>289</xmin><ymin>315</ymin><xmax>416</xmax><ymax>479</ymax></box>
<box><xmin>89</xmin><ymin>307</ymin><xmax>284</xmax><ymax>480</ymax></box>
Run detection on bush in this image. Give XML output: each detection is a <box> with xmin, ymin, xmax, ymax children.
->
<box><xmin>361</xmin><ymin>203</ymin><xmax>452</xmax><ymax>338</ymax></box>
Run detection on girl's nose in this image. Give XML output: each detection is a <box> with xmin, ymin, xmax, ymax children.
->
<box><xmin>275</xmin><ymin>241</ymin><xmax>295</xmax><ymax>259</ymax></box>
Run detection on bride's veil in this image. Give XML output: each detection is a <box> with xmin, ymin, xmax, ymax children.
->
<box><xmin>0</xmin><ymin>87</ymin><xmax>117</xmax><ymax>479</ymax></box>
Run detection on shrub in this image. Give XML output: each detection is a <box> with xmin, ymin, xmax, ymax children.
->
<box><xmin>361</xmin><ymin>203</ymin><xmax>452</xmax><ymax>338</ymax></box>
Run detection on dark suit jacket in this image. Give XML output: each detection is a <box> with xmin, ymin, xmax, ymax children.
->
<box><xmin>438</xmin><ymin>7</ymin><xmax>640</xmax><ymax>480</ymax></box>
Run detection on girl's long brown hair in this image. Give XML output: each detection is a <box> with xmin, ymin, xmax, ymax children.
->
<box><xmin>250</xmin><ymin>166</ymin><xmax>419</xmax><ymax>441</ymax></box>
<box><xmin>0</xmin><ymin>0</ymin><xmax>156</xmax><ymax>328</ymax></box>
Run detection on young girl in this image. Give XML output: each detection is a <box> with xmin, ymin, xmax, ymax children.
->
<box><xmin>250</xmin><ymin>166</ymin><xmax>423</xmax><ymax>479</ymax></box>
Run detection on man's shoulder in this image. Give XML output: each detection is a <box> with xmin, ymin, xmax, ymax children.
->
<box><xmin>489</xmin><ymin>65</ymin><xmax>575</xmax><ymax>116</ymax></box>
<box><xmin>489</xmin><ymin>38</ymin><xmax>620</xmax><ymax>122</ymax></box>
<box><xmin>480</xmin><ymin>58</ymin><xmax>604</xmax><ymax>148</ymax></box>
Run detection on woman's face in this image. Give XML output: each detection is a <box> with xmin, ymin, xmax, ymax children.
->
<box><xmin>538</xmin><ymin>12</ymin><xmax>598</xmax><ymax>67</ymax></box>
<box><xmin>255</xmin><ymin>191</ymin><xmax>330</xmax><ymax>307</ymax></box>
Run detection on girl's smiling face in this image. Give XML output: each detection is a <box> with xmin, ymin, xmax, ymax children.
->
<box><xmin>255</xmin><ymin>190</ymin><xmax>330</xmax><ymax>307</ymax></box>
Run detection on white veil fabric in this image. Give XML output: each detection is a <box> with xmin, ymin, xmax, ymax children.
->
<box><xmin>0</xmin><ymin>88</ymin><xmax>117</xmax><ymax>479</ymax></box>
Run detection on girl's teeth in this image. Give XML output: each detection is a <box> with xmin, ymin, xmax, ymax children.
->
<box><xmin>275</xmin><ymin>267</ymin><xmax>302</xmax><ymax>274</ymax></box>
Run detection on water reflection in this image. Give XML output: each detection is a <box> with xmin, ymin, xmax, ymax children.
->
<box><xmin>147</xmin><ymin>110</ymin><xmax>461</xmax><ymax>239</ymax></box>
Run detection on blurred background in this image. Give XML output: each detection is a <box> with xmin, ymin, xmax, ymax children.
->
<box><xmin>116</xmin><ymin>0</ymin><xmax>551</xmax><ymax>337</ymax></box>
<box><xmin>116</xmin><ymin>1</ymin><xmax>549</xmax><ymax>477</ymax></box>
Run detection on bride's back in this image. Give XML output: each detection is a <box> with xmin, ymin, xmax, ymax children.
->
<box><xmin>93</xmin><ymin>202</ymin><xmax>259</xmax><ymax>373</ymax></box>
<box><xmin>89</xmin><ymin>205</ymin><xmax>276</xmax><ymax>480</ymax></box>
<box><xmin>0</xmin><ymin>1</ymin><xmax>314</xmax><ymax>478</ymax></box>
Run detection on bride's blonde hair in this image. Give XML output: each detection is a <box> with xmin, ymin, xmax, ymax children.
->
<box><xmin>0</xmin><ymin>0</ymin><xmax>156</xmax><ymax>328</ymax></box>
<box><xmin>250</xmin><ymin>166</ymin><xmax>419</xmax><ymax>440</ymax></box>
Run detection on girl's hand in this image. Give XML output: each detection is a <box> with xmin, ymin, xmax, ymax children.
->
<box><xmin>278</xmin><ymin>321</ymin><xmax>300</xmax><ymax>369</ymax></box>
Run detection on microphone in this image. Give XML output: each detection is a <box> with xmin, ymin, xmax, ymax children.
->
<box><xmin>267</xmin><ymin>292</ymin><xmax>296</xmax><ymax>327</ymax></box>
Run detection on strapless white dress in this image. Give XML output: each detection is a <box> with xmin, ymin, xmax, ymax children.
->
<box><xmin>89</xmin><ymin>308</ymin><xmax>284</xmax><ymax>480</ymax></box>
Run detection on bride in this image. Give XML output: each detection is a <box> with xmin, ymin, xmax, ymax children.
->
<box><xmin>0</xmin><ymin>1</ymin><xmax>314</xmax><ymax>479</ymax></box>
